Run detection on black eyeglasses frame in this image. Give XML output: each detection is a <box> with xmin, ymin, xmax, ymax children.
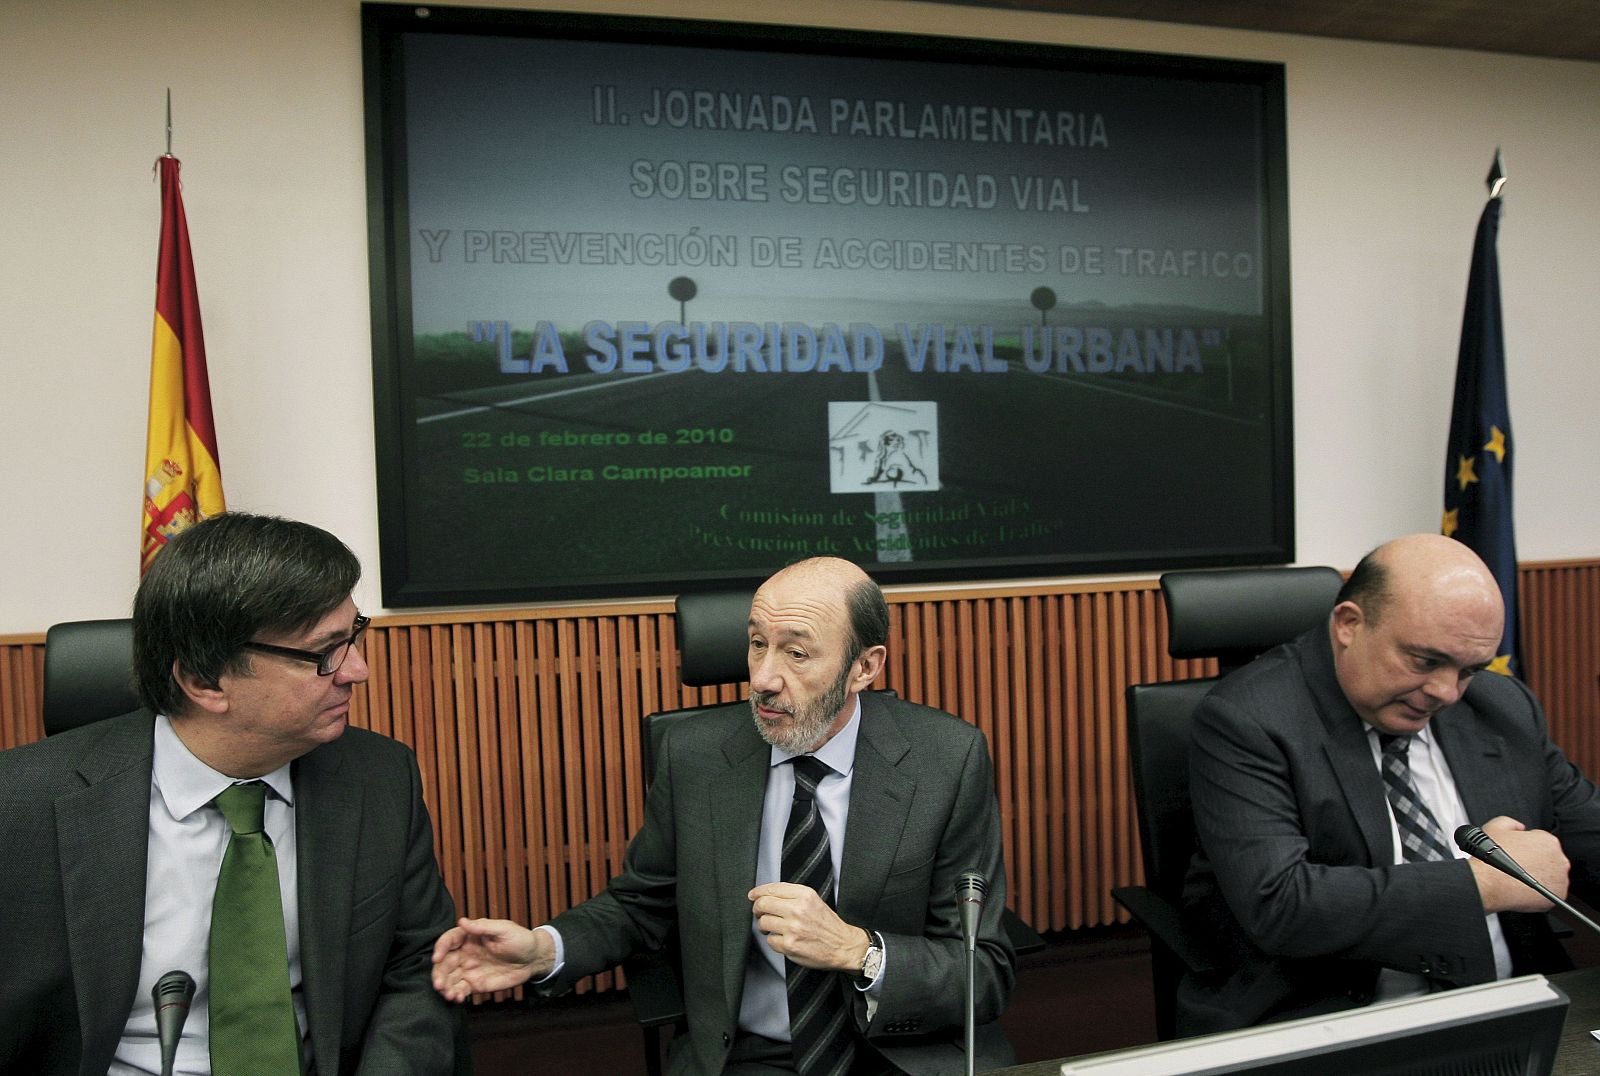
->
<box><xmin>242</xmin><ymin>614</ymin><xmax>370</xmax><ymax>677</ymax></box>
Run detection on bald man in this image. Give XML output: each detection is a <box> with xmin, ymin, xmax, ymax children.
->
<box><xmin>1178</xmin><ymin>535</ymin><xmax>1600</xmax><ymax>1034</ymax></box>
<box><xmin>432</xmin><ymin>558</ymin><xmax>1015</xmax><ymax>1074</ymax></box>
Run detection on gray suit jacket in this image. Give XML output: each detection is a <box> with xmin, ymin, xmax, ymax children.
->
<box><xmin>546</xmin><ymin>692</ymin><xmax>1016</xmax><ymax>1074</ymax></box>
<box><xmin>0</xmin><ymin>710</ymin><xmax>463</xmax><ymax>1075</ymax></box>
<box><xmin>1179</xmin><ymin>627</ymin><xmax>1600</xmax><ymax>1034</ymax></box>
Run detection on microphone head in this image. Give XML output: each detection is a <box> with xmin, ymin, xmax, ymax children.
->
<box><xmin>956</xmin><ymin>870</ymin><xmax>987</xmax><ymax>900</ymax></box>
<box><xmin>1455</xmin><ymin>824</ymin><xmax>1496</xmax><ymax>856</ymax></box>
<box><xmin>153</xmin><ymin>969</ymin><xmax>196</xmax><ymax>1005</ymax></box>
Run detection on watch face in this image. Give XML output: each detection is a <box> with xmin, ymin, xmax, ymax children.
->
<box><xmin>862</xmin><ymin>946</ymin><xmax>883</xmax><ymax>979</ymax></box>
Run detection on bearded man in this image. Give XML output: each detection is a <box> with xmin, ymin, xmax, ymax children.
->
<box><xmin>432</xmin><ymin>557</ymin><xmax>1015</xmax><ymax>1075</ymax></box>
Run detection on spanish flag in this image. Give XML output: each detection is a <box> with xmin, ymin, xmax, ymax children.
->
<box><xmin>141</xmin><ymin>155</ymin><xmax>224</xmax><ymax>573</ymax></box>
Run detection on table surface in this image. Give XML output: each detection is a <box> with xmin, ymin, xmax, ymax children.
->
<box><xmin>987</xmin><ymin>965</ymin><xmax>1600</xmax><ymax>1076</ymax></box>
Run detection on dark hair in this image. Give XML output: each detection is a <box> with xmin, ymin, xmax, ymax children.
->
<box><xmin>843</xmin><ymin>575</ymin><xmax>890</xmax><ymax>665</ymax></box>
<box><xmin>1335</xmin><ymin>548</ymin><xmax>1390</xmax><ymax>624</ymax></box>
<box><xmin>133</xmin><ymin>513</ymin><xmax>361</xmax><ymax>715</ymax></box>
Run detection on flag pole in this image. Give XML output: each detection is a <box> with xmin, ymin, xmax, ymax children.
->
<box><xmin>1442</xmin><ymin>148</ymin><xmax>1520</xmax><ymax>676</ymax></box>
<box><xmin>142</xmin><ymin>100</ymin><xmax>226</xmax><ymax>573</ymax></box>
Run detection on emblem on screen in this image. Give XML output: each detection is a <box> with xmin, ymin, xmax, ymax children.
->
<box><xmin>828</xmin><ymin>402</ymin><xmax>939</xmax><ymax>493</ymax></box>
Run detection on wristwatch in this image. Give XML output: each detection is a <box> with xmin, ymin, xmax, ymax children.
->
<box><xmin>858</xmin><ymin>932</ymin><xmax>884</xmax><ymax>983</ymax></box>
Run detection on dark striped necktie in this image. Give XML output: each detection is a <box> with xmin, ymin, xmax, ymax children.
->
<box><xmin>782</xmin><ymin>755</ymin><xmax>855</xmax><ymax>1076</ymax></box>
<box><xmin>1379</xmin><ymin>734</ymin><xmax>1451</xmax><ymax>862</ymax></box>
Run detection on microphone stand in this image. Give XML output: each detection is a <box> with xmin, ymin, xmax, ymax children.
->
<box><xmin>965</xmin><ymin>938</ymin><xmax>976</xmax><ymax>1076</ymax></box>
<box><xmin>1455</xmin><ymin>825</ymin><xmax>1600</xmax><ymax>936</ymax></box>
<box><xmin>957</xmin><ymin>870</ymin><xmax>985</xmax><ymax>1076</ymax></box>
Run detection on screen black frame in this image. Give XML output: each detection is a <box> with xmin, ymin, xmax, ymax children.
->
<box><xmin>362</xmin><ymin>2</ymin><xmax>1294</xmax><ymax>607</ymax></box>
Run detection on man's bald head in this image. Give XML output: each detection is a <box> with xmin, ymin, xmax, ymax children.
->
<box><xmin>760</xmin><ymin>557</ymin><xmax>889</xmax><ymax>666</ymax></box>
<box><xmin>1330</xmin><ymin>534</ymin><xmax>1506</xmax><ymax>735</ymax></box>
<box><xmin>1337</xmin><ymin>533</ymin><xmax>1504</xmax><ymax>627</ymax></box>
<box><xmin>746</xmin><ymin>558</ymin><xmax>890</xmax><ymax>754</ymax></box>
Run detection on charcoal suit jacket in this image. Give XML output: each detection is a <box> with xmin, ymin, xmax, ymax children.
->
<box><xmin>1179</xmin><ymin>627</ymin><xmax>1600</xmax><ymax>1034</ymax></box>
<box><xmin>0</xmin><ymin>709</ymin><xmax>464</xmax><ymax>1075</ymax></box>
<box><xmin>544</xmin><ymin>691</ymin><xmax>1017</xmax><ymax>1074</ymax></box>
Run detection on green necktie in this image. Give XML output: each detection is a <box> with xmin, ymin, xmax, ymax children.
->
<box><xmin>209</xmin><ymin>780</ymin><xmax>302</xmax><ymax>1074</ymax></box>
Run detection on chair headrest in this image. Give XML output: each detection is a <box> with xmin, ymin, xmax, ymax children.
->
<box><xmin>675</xmin><ymin>589</ymin><xmax>755</xmax><ymax>687</ymax></box>
<box><xmin>43</xmin><ymin>618</ymin><xmax>141</xmax><ymax>735</ymax></box>
<box><xmin>1161</xmin><ymin>566</ymin><xmax>1344</xmax><ymax>673</ymax></box>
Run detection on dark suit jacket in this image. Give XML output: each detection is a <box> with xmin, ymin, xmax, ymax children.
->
<box><xmin>545</xmin><ymin>692</ymin><xmax>1016</xmax><ymax>1075</ymax></box>
<box><xmin>0</xmin><ymin>710</ymin><xmax>464</xmax><ymax>1075</ymax></box>
<box><xmin>1179</xmin><ymin>627</ymin><xmax>1600</xmax><ymax>1034</ymax></box>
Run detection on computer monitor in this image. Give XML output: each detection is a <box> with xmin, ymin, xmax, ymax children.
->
<box><xmin>1059</xmin><ymin>975</ymin><xmax>1569</xmax><ymax>1076</ymax></box>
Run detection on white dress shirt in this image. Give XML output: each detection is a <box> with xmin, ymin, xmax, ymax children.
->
<box><xmin>1367</xmin><ymin>724</ymin><xmax>1512</xmax><ymax>1001</ymax></box>
<box><xmin>110</xmin><ymin>715</ymin><xmax>304</xmax><ymax>1076</ymax></box>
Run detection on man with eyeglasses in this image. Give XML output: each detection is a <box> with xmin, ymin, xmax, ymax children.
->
<box><xmin>0</xmin><ymin>512</ymin><xmax>467</xmax><ymax>1075</ymax></box>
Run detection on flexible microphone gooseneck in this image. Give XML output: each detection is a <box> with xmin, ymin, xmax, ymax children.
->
<box><xmin>152</xmin><ymin>969</ymin><xmax>196</xmax><ymax>1076</ymax></box>
<box><xmin>956</xmin><ymin>870</ymin><xmax>987</xmax><ymax>1076</ymax></box>
<box><xmin>1454</xmin><ymin>825</ymin><xmax>1600</xmax><ymax>936</ymax></box>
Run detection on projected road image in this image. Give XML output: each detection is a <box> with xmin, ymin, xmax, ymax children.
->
<box><xmin>405</xmin><ymin>315</ymin><xmax>1275</xmax><ymax>592</ymax></box>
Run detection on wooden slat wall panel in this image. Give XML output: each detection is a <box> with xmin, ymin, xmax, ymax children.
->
<box><xmin>1523</xmin><ymin>563</ymin><xmax>1600</xmax><ymax>781</ymax></box>
<box><xmin>3</xmin><ymin>561</ymin><xmax>1597</xmax><ymax>994</ymax></box>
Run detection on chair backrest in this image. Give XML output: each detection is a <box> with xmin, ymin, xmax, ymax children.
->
<box><xmin>641</xmin><ymin>589</ymin><xmax>756</xmax><ymax>783</ymax></box>
<box><xmin>675</xmin><ymin>589</ymin><xmax>755</xmax><ymax>687</ymax></box>
<box><xmin>43</xmin><ymin>618</ymin><xmax>141</xmax><ymax>736</ymax></box>
<box><xmin>1127</xmin><ymin>565</ymin><xmax>1345</xmax><ymax>894</ymax></box>
<box><xmin>1162</xmin><ymin>565</ymin><xmax>1345</xmax><ymax>675</ymax></box>
<box><xmin>1125</xmin><ymin>678</ymin><xmax>1221</xmax><ymax>899</ymax></box>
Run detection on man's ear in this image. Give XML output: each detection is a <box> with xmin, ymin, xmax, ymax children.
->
<box><xmin>850</xmin><ymin>645</ymin><xmax>887</xmax><ymax>693</ymax></box>
<box><xmin>1329</xmin><ymin>601</ymin><xmax>1364</xmax><ymax>649</ymax></box>
<box><xmin>172</xmin><ymin>659</ymin><xmax>230</xmax><ymax>716</ymax></box>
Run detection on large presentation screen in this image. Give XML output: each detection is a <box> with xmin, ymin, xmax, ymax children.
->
<box><xmin>362</xmin><ymin>3</ymin><xmax>1292</xmax><ymax>607</ymax></box>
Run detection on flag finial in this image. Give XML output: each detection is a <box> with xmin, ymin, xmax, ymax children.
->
<box><xmin>1486</xmin><ymin>147</ymin><xmax>1506</xmax><ymax>200</ymax></box>
<box><xmin>165</xmin><ymin>88</ymin><xmax>173</xmax><ymax>157</ymax></box>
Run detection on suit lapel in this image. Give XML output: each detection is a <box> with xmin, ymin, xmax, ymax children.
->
<box><xmin>293</xmin><ymin>741</ymin><xmax>362</xmax><ymax>1068</ymax></box>
<box><xmin>57</xmin><ymin>713</ymin><xmax>157</xmax><ymax>1071</ymax></box>
<box><xmin>713</xmin><ymin>720</ymin><xmax>768</xmax><ymax>1017</ymax></box>
<box><xmin>1300</xmin><ymin>634</ymin><xmax>1394</xmax><ymax>865</ymax></box>
<box><xmin>838</xmin><ymin>695</ymin><xmax>914</xmax><ymax>920</ymax></box>
<box><xmin>1432</xmin><ymin>702</ymin><xmax>1510</xmax><ymax>822</ymax></box>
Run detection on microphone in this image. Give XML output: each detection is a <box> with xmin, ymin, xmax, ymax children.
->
<box><xmin>955</xmin><ymin>871</ymin><xmax>987</xmax><ymax>1076</ymax></box>
<box><xmin>152</xmin><ymin>969</ymin><xmax>195</xmax><ymax>1076</ymax></box>
<box><xmin>1454</xmin><ymin>825</ymin><xmax>1600</xmax><ymax>936</ymax></box>
<box><xmin>957</xmin><ymin>870</ymin><xmax>987</xmax><ymax>953</ymax></box>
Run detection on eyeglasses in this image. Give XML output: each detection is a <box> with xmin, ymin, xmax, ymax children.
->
<box><xmin>243</xmin><ymin>614</ymin><xmax>370</xmax><ymax>676</ymax></box>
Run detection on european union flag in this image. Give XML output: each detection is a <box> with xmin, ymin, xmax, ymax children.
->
<box><xmin>1443</xmin><ymin>188</ymin><xmax>1520</xmax><ymax>677</ymax></box>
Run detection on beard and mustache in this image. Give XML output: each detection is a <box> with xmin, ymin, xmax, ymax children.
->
<box><xmin>749</xmin><ymin>656</ymin><xmax>855</xmax><ymax>754</ymax></box>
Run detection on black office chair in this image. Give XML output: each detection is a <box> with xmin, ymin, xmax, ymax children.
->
<box><xmin>1112</xmin><ymin>565</ymin><xmax>1344</xmax><ymax>1040</ymax></box>
<box><xmin>42</xmin><ymin>618</ymin><xmax>140</xmax><ymax>735</ymax></box>
<box><xmin>626</xmin><ymin>590</ymin><xmax>753</xmax><ymax>1076</ymax></box>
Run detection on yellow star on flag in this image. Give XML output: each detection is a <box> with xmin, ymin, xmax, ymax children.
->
<box><xmin>1483</xmin><ymin>425</ymin><xmax>1507</xmax><ymax>463</ymax></box>
<box><xmin>1442</xmin><ymin>508</ymin><xmax>1459</xmax><ymax>537</ymax></box>
<box><xmin>1486</xmin><ymin>654</ymin><xmax>1513</xmax><ymax>676</ymax></box>
<box><xmin>1456</xmin><ymin>454</ymin><xmax>1479</xmax><ymax>491</ymax></box>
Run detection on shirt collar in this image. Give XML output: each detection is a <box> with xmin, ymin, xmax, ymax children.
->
<box><xmin>153</xmin><ymin>713</ymin><xmax>296</xmax><ymax>821</ymax></box>
<box><xmin>768</xmin><ymin>695</ymin><xmax>862</xmax><ymax>776</ymax></box>
<box><xmin>1365</xmin><ymin>721</ymin><xmax>1438</xmax><ymax>751</ymax></box>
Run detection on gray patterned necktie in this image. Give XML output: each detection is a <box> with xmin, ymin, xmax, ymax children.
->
<box><xmin>1379</xmin><ymin>734</ymin><xmax>1452</xmax><ymax>862</ymax></box>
